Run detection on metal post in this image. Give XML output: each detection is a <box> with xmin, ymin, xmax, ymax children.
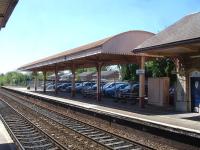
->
<box><xmin>34</xmin><ymin>72</ymin><xmax>37</xmax><ymax>92</ymax></box>
<box><xmin>139</xmin><ymin>56</ymin><xmax>145</xmax><ymax>108</ymax></box>
<box><xmin>71</xmin><ymin>64</ymin><xmax>76</xmax><ymax>97</ymax></box>
<box><xmin>43</xmin><ymin>71</ymin><xmax>47</xmax><ymax>93</ymax></box>
<box><xmin>55</xmin><ymin>66</ymin><xmax>58</xmax><ymax>94</ymax></box>
<box><xmin>96</xmin><ymin>63</ymin><xmax>102</xmax><ymax>101</ymax></box>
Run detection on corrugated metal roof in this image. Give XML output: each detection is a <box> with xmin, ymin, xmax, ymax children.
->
<box><xmin>0</xmin><ymin>0</ymin><xmax>18</xmax><ymax>29</ymax></box>
<box><xmin>19</xmin><ymin>30</ymin><xmax>155</xmax><ymax>71</ymax></box>
<box><xmin>134</xmin><ymin>12</ymin><xmax>200</xmax><ymax>52</ymax></box>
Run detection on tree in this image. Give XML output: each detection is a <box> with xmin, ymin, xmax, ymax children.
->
<box><xmin>118</xmin><ymin>64</ymin><xmax>139</xmax><ymax>81</ymax></box>
<box><xmin>0</xmin><ymin>71</ymin><xmax>31</xmax><ymax>86</ymax></box>
<box><xmin>145</xmin><ymin>58</ymin><xmax>176</xmax><ymax>84</ymax></box>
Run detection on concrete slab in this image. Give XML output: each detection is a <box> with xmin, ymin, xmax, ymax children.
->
<box><xmin>0</xmin><ymin>119</ymin><xmax>16</xmax><ymax>150</ymax></box>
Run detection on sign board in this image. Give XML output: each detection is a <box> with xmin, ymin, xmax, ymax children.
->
<box><xmin>136</xmin><ymin>69</ymin><xmax>145</xmax><ymax>75</ymax></box>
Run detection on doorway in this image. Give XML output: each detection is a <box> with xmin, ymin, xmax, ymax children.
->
<box><xmin>191</xmin><ymin>77</ymin><xmax>200</xmax><ymax>112</ymax></box>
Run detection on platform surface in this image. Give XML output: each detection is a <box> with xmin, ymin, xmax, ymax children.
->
<box><xmin>4</xmin><ymin>86</ymin><xmax>200</xmax><ymax>138</ymax></box>
<box><xmin>0</xmin><ymin>119</ymin><xmax>16</xmax><ymax>150</ymax></box>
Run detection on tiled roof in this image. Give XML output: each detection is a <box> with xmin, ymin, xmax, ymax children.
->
<box><xmin>134</xmin><ymin>12</ymin><xmax>200</xmax><ymax>52</ymax></box>
<box><xmin>19</xmin><ymin>36</ymin><xmax>112</xmax><ymax>69</ymax></box>
<box><xmin>19</xmin><ymin>30</ymin><xmax>155</xmax><ymax>71</ymax></box>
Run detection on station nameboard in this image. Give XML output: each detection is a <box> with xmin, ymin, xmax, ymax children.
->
<box><xmin>136</xmin><ymin>69</ymin><xmax>145</xmax><ymax>75</ymax></box>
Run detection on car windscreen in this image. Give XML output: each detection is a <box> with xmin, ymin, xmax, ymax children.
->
<box><xmin>124</xmin><ymin>85</ymin><xmax>131</xmax><ymax>89</ymax></box>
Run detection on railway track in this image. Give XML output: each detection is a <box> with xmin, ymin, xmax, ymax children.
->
<box><xmin>0</xmin><ymin>89</ymin><xmax>154</xmax><ymax>150</ymax></box>
<box><xmin>0</xmin><ymin>100</ymin><xmax>68</xmax><ymax>150</ymax></box>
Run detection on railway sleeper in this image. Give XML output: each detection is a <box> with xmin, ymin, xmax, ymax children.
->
<box><xmin>17</xmin><ymin>135</ymin><xmax>43</xmax><ymax>141</ymax></box>
<box><xmin>79</xmin><ymin>129</ymin><xmax>95</xmax><ymax>134</ymax></box>
<box><xmin>7</xmin><ymin>123</ymin><xmax>31</xmax><ymax>128</ymax></box>
<box><xmin>80</xmin><ymin>130</ymin><xmax>99</xmax><ymax>135</ymax></box>
<box><xmin>23</xmin><ymin>143</ymin><xmax>55</xmax><ymax>150</ymax></box>
<box><xmin>15</xmin><ymin>132</ymin><xmax>40</xmax><ymax>137</ymax></box>
<box><xmin>12</xmin><ymin>129</ymin><xmax>36</xmax><ymax>134</ymax></box>
<box><xmin>73</xmin><ymin>127</ymin><xmax>88</xmax><ymax>131</ymax></box>
<box><xmin>105</xmin><ymin>141</ymin><xmax>125</xmax><ymax>146</ymax></box>
<box><xmin>11</xmin><ymin>127</ymin><xmax>35</xmax><ymax>132</ymax></box>
<box><xmin>93</xmin><ymin>135</ymin><xmax>111</xmax><ymax>140</ymax></box>
<box><xmin>99</xmin><ymin>138</ymin><xmax>117</xmax><ymax>143</ymax></box>
<box><xmin>113</xmin><ymin>144</ymin><xmax>134</xmax><ymax>150</ymax></box>
<box><xmin>88</xmin><ymin>133</ymin><xmax>105</xmax><ymax>137</ymax></box>
<box><xmin>20</xmin><ymin>138</ymin><xmax>47</xmax><ymax>144</ymax></box>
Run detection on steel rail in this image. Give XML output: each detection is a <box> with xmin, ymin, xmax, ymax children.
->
<box><xmin>1</xmin><ymin>89</ymin><xmax>155</xmax><ymax>150</ymax></box>
<box><xmin>0</xmin><ymin>98</ymin><xmax>69</xmax><ymax>150</ymax></box>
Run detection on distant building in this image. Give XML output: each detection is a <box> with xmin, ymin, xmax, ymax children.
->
<box><xmin>59</xmin><ymin>73</ymin><xmax>72</xmax><ymax>81</ymax></box>
<box><xmin>78</xmin><ymin>71</ymin><xmax>95</xmax><ymax>81</ymax></box>
<box><xmin>92</xmin><ymin>71</ymin><xmax>119</xmax><ymax>81</ymax></box>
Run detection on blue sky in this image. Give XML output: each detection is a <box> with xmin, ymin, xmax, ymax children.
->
<box><xmin>0</xmin><ymin>0</ymin><xmax>199</xmax><ymax>73</ymax></box>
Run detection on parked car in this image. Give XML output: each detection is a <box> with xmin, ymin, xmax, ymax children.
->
<box><xmin>47</xmin><ymin>82</ymin><xmax>63</xmax><ymax>90</ymax></box>
<box><xmin>81</xmin><ymin>82</ymin><xmax>106</xmax><ymax>97</ymax></box>
<box><xmin>118</xmin><ymin>83</ymin><xmax>148</xmax><ymax>100</ymax></box>
<box><xmin>75</xmin><ymin>83</ymin><xmax>84</xmax><ymax>93</ymax></box>
<box><xmin>46</xmin><ymin>83</ymin><xmax>55</xmax><ymax>90</ymax></box>
<box><xmin>81</xmin><ymin>82</ymin><xmax>96</xmax><ymax>93</ymax></box>
<box><xmin>117</xmin><ymin>84</ymin><xmax>139</xmax><ymax>99</ymax></box>
<box><xmin>105</xmin><ymin>83</ymin><xmax>129</xmax><ymax>97</ymax></box>
<box><xmin>65</xmin><ymin>83</ymin><xmax>81</xmax><ymax>92</ymax></box>
<box><xmin>102</xmin><ymin>82</ymin><xmax>125</xmax><ymax>95</ymax></box>
<box><xmin>57</xmin><ymin>83</ymin><xmax>71</xmax><ymax>91</ymax></box>
<box><xmin>86</xmin><ymin>82</ymin><xmax>107</xmax><ymax>91</ymax></box>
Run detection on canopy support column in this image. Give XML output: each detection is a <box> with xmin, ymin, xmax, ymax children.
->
<box><xmin>55</xmin><ymin>65</ymin><xmax>58</xmax><ymax>94</ymax></box>
<box><xmin>34</xmin><ymin>71</ymin><xmax>37</xmax><ymax>92</ymax></box>
<box><xmin>139</xmin><ymin>56</ymin><xmax>145</xmax><ymax>108</ymax></box>
<box><xmin>96</xmin><ymin>63</ymin><xmax>102</xmax><ymax>101</ymax></box>
<box><xmin>71</xmin><ymin>64</ymin><xmax>76</xmax><ymax>97</ymax></box>
<box><xmin>43</xmin><ymin>71</ymin><xmax>47</xmax><ymax>93</ymax></box>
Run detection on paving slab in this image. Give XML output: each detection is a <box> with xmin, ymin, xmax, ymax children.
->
<box><xmin>0</xmin><ymin>119</ymin><xmax>16</xmax><ymax>150</ymax></box>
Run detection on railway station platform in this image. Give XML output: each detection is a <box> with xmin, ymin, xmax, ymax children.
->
<box><xmin>0</xmin><ymin>119</ymin><xmax>16</xmax><ymax>150</ymax></box>
<box><xmin>2</xmin><ymin>86</ymin><xmax>200</xmax><ymax>143</ymax></box>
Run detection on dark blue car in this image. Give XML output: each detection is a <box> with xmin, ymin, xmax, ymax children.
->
<box><xmin>104</xmin><ymin>83</ymin><xmax>129</xmax><ymax>97</ymax></box>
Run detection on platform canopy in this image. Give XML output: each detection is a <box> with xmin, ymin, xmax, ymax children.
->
<box><xmin>133</xmin><ymin>12</ymin><xmax>200</xmax><ymax>56</ymax></box>
<box><xmin>19</xmin><ymin>30</ymin><xmax>156</xmax><ymax>72</ymax></box>
<box><xmin>0</xmin><ymin>0</ymin><xmax>18</xmax><ymax>29</ymax></box>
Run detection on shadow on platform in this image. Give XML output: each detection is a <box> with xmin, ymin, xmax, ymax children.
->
<box><xmin>34</xmin><ymin>90</ymin><xmax>193</xmax><ymax>117</ymax></box>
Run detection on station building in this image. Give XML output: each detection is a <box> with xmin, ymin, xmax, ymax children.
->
<box><xmin>19</xmin><ymin>12</ymin><xmax>200</xmax><ymax>113</ymax></box>
<box><xmin>134</xmin><ymin>12</ymin><xmax>200</xmax><ymax>112</ymax></box>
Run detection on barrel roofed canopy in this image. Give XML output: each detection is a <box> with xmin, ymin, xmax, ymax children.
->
<box><xmin>18</xmin><ymin>30</ymin><xmax>155</xmax><ymax>72</ymax></box>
